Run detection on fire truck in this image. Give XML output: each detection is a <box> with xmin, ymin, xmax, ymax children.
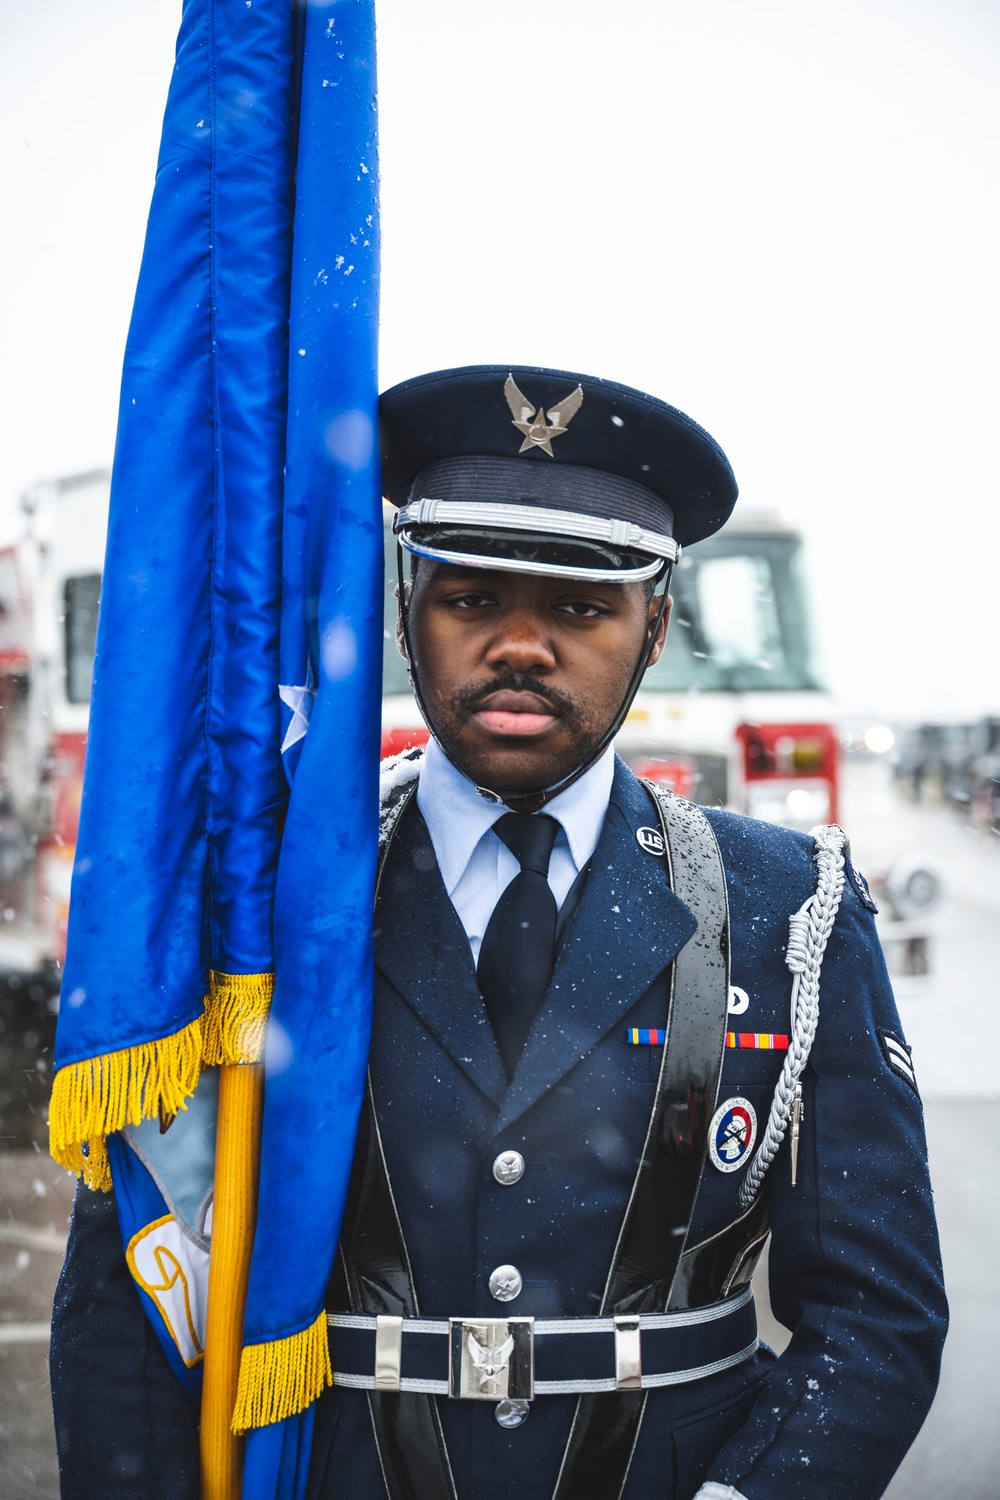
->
<box><xmin>11</xmin><ymin>485</ymin><xmax>837</xmax><ymax>984</ymax></box>
<box><xmin>381</xmin><ymin>507</ymin><xmax>840</xmax><ymax>829</ymax></box>
<box><xmin>3</xmin><ymin>480</ymin><xmax>941</xmax><ymax>996</ymax></box>
<box><xmin>0</xmin><ymin>469</ymin><xmax>109</xmax><ymax>987</ymax></box>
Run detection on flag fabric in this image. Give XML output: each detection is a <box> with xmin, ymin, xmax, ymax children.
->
<box><xmin>235</xmin><ymin>0</ymin><xmax>383</xmax><ymax>1447</ymax></box>
<box><xmin>49</xmin><ymin>0</ymin><xmax>381</xmax><ymax>1490</ymax></box>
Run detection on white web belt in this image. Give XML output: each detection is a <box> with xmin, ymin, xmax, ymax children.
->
<box><xmin>327</xmin><ymin>1284</ymin><xmax>757</xmax><ymax>1399</ymax></box>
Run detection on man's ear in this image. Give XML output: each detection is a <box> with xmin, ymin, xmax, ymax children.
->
<box><xmin>646</xmin><ymin>593</ymin><xmax>672</xmax><ymax>667</ymax></box>
<box><xmin>395</xmin><ymin>581</ymin><xmax>410</xmax><ymax>661</ymax></box>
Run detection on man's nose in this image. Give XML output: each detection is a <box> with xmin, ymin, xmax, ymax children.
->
<box><xmin>484</xmin><ymin>609</ymin><xmax>557</xmax><ymax>673</ymax></box>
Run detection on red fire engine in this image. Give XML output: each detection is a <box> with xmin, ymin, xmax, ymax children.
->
<box><xmin>0</xmin><ymin>470</ymin><xmax>109</xmax><ymax>984</ymax></box>
<box><xmin>2</xmin><ymin>481</ymin><xmax>841</xmax><ymax>987</ymax></box>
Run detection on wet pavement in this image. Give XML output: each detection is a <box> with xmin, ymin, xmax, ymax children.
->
<box><xmin>0</xmin><ymin>758</ymin><xmax>997</xmax><ymax>1498</ymax></box>
<box><xmin>0</xmin><ymin>1149</ymin><xmax>73</xmax><ymax>1499</ymax></box>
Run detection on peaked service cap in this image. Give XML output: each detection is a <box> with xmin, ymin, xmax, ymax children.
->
<box><xmin>380</xmin><ymin>364</ymin><xmax>738</xmax><ymax>583</ymax></box>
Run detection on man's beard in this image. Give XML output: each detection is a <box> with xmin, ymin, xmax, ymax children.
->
<box><xmin>432</xmin><ymin>672</ymin><xmax>607</xmax><ymax>792</ymax></box>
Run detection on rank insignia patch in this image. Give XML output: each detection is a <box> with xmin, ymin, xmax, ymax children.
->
<box><xmin>878</xmin><ymin>1029</ymin><xmax>919</xmax><ymax>1096</ymax></box>
<box><xmin>726</xmin><ymin>1032</ymin><xmax>789</xmax><ymax>1051</ymax></box>
<box><xmin>708</xmin><ymin>1097</ymin><xmax>757</xmax><ymax>1173</ymax></box>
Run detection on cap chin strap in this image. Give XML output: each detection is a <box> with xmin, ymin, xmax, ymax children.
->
<box><xmin>395</xmin><ymin>543</ymin><xmax>672</xmax><ymax>809</ymax></box>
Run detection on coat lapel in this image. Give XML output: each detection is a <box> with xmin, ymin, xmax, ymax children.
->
<box><xmin>494</xmin><ymin>761</ymin><xmax>698</xmax><ymax>1134</ymax></box>
<box><xmin>375</xmin><ymin>800</ymin><xmax>507</xmax><ymax>1108</ymax></box>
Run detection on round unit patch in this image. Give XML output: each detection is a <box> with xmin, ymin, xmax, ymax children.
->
<box><xmin>727</xmin><ymin>985</ymin><xmax>750</xmax><ymax>1016</ymax></box>
<box><xmin>708</xmin><ymin>1097</ymin><xmax>757</xmax><ymax>1174</ymax></box>
<box><xmin>636</xmin><ymin>826</ymin><xmax>665</xmax><ymax>857</ymax></box>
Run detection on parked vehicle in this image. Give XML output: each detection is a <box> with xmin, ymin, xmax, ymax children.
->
<box><xmin>0</xmin><ymin>470</ymin><xmax>110</xmax><ymax>988</ymax></box>
<box><xmin>968</xmin><ymin>716</ymin><xmax>1000</xmax><ymax>830</ymax></box>
<box><xmin>4</xmin><ymin>481</ymin><xmax>956</xmax><ymax>1000</ymax></box>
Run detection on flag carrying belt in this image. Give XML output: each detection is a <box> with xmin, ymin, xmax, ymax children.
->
<box><xmin>331</xmin><ymin>772</ymin><xmax>761</xmax><ymax>1500</ymax></box>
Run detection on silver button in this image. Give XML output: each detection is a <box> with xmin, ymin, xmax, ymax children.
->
<box><xmin>488</xmin><ymin>1264</ymin><xmax>523</xmax><ymax>1302</ymax></box>
<box><xmin>492</xmin><ymin>1150</ymin><xmax>525</xmax><ymax>1187</ymax></box>
<box><xmin>495</xmin><ymin>1398</ymin><xmax>530</xmax><ymax>1429</ymax></box>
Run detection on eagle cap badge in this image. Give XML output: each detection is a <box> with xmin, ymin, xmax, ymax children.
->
<box><xmin>504</xmin><ymin>374</ymin><xmax>584</xmax><ymax>457</ymax></box>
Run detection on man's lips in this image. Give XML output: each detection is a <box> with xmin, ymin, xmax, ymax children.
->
<box><xmin>472</xmin><ymin>690</ymin><xmax>559</xmax><ymax>737</ymax></box>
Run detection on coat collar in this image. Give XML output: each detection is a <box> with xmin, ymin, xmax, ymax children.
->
<box><xmin>374</xmin><ymin>759</ymin><xmax>698</xmax><ymax>1125</ymax></box>
<box><xmin>375</xmin><ymin>800</ymin><xmax>508</xmax><ymax>1106</ymax></box>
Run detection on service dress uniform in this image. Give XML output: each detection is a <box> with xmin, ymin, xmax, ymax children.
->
<box><xmin>51</xmin><ymin>365</ymin><xmax>947</xmax><ymax>1500</ymax></box>
<box><xmin>307</xmin><ymin>744</ymin><xmax>946</xmax><ymax>1500</ymax></box>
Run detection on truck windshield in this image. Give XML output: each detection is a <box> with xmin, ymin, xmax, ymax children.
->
<box><xmin>641</xmin><ymin>531</ymin><xmax>824</xmax><ymax>693</ymax></box>
<box><xmin>381</xmin><ymin>526</ymin><xmax>824</xmax><ymax>696</ymax></box>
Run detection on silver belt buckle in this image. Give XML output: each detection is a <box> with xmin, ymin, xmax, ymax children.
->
<box><xmin>448</xmin><ymin>1317</ymin><xmax>534</xmax><ymax>1401</ymax></box>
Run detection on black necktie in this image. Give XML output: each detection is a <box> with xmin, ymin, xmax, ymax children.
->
<box><xmin>477</xmin><ymin>812</ymin><xmax>560</xmax><ymax>1080</ymax></box>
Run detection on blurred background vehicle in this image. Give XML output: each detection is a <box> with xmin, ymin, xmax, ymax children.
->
<box><xmin>0</xmin><ymin>488</ymin><xmax>963</xmax><ymax>1017</ymax></box>
<box><xmin>0</xmin><ymin>472</ymin><xmax>109</xmax><ymax>992</ymax></box>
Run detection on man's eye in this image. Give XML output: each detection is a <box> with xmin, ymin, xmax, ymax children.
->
<box><xmin>449</xmin><ymin>593</ymin><xmax>495</xmax><ymax>608</ymax></box>
<box><xmin>558</xmin><ymin>601</ymin><xmax>606</xmax><ymax>618</ymax></box>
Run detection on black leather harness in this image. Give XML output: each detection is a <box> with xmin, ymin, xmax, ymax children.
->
<box><xmin>333</xmin><ymin>773</ymin><xmax>758</xmax><ymax>1500</ymax></box>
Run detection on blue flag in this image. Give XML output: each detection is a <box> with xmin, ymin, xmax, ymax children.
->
<box><xmin>50</xmin><ymin>0</ymin><xmax>381</xmax><ymax>1488</ymax></box>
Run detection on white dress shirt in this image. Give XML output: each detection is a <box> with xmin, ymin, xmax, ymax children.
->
<box><xmin>417</xmin><ymin>736</ymin><xmax>615</xmax><ymax>965</ymax></box>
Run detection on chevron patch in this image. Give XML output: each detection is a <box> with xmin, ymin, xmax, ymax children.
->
<box><xmin>878</xmin><ymin>1029</ymin><xmax>919</xmax><ymax>1097</ymax></box>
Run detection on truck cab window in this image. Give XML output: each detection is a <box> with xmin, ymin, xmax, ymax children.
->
<box><xmin>65</xmin><ymin>574</ymin><xmax>101</xmax><ymax>705</ymax></box>
<box><xmin>641</xmin><ymin>533</ymin><xmax>824</xmax><ymax>693</ymax></box>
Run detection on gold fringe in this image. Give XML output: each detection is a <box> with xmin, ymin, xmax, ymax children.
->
<box><xmin>231</xmin><ymin>1310</ymin><xmax>332</xmax><ymax>1433</ymax></box>
<box><xmin>49</xmin><ymin>1016</ymin><xmax>204</xmax><ymax>1192</ymax></box>
<box><xmin>201</xmin><ymin>970</ymin><xmax>274</xmax><ymax>1066</ymax></box>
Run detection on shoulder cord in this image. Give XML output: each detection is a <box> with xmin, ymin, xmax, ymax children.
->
<box><xmin>378</xmin><ymin>747</ymin><xmax>424</xmax><ymax>848</ymax></box>
<box><xmin>738</xmin><ymin>823</ymin><xmax>847</xmax><ymax>1210</ymax></box>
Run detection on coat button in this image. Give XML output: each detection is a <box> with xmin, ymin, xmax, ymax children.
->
<box><xmin>492</xmin><ymin>1150</ymin><xmax>525</xmax><ymax>1186</ymax></box>
<box><xmin>495</xmin><ymin>1398</ymin><xmax>530</xmax><ymax>1429</ymax></box>
<box><xmin>488</xmin><ymin>1264</ymin><xmax>523</xmax><ymax>1302</ymax></box>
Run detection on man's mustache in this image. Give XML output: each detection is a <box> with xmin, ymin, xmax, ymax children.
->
<box><xmin>452</xmin><ymin>674</ymin><xmax>579</xmax><ymax>722</ymax></box>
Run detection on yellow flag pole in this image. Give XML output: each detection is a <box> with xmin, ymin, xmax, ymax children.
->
<box><xmin>200</xmin><ymin>1060</ymin><xmax>265</xmax><ymax>1499</ymax></box>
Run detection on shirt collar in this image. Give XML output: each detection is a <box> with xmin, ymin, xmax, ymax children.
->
<box><xmin>417</xmin><ymin>736</ymin><xmax>615</xmax><ymax>897</ymax></box>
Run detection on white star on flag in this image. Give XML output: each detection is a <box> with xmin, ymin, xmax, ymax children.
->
<box><xmin>278</xmin><ymin>658</ymin><xmax>316</xmax><ymax>753</ymax></box>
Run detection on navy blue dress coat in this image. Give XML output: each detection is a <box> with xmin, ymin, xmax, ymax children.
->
<box><xmin>51</xmin><ymin>758</ymin><xmax>946</xmax><ymax>1500</ymax></box>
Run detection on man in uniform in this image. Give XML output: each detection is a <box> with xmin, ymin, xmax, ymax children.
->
<box><xmin>52</xmin><ymin>364</ymin><xmax>947</xmax><ymax>1500</ymax></box>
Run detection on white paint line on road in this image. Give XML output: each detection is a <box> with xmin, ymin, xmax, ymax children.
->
<box><xmin>0</xmin><ymin>1224</ymin><xmax>66</xmax><ymax>1254</ymax></box>
<box><xmin>0</xmin><ymin>1322</ymin><xmax>50</xmax><ymax>1345</ymax></box>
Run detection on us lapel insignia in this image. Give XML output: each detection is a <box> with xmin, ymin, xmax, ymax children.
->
<box><xmin>708</xmin><ymin>1096</ymin><xmax>757</xmax><ymax>1173</ymax></box>
<box><xmin>635</xmin><ymin>826</ymin><xmax>665</xmax><ymax>856</ymax></box>
<box><xmin>504</xmin><ymin>374</ymin><xmax>584</xmax><ymax>456</ymax></box>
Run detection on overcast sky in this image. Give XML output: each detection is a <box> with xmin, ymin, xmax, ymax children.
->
<box><xmin>1</xmin><ymin>0</ymin><xmax>997</xmax><ymax>720</ymax></box>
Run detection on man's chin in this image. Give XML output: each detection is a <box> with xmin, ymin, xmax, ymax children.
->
<box><xmin>436</xmin><ymin>728</ymin><xmax>587</xmax><ymax>798</ymax></box>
